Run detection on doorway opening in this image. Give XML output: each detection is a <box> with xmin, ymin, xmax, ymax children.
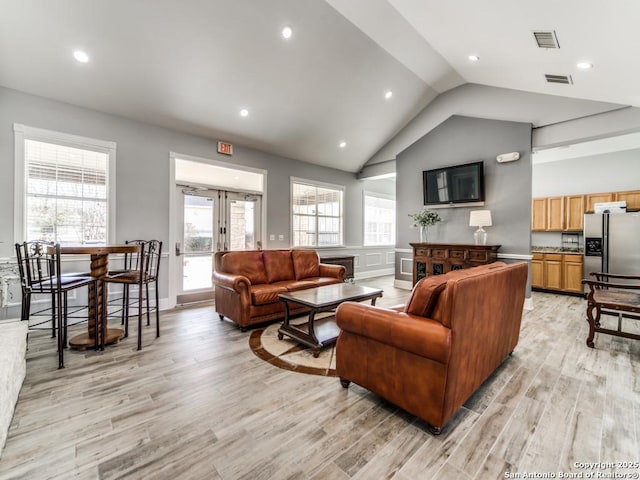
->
<box><xmin>170</xmin><ymin>153</ymin><xmax>265</xmax><ymax>305</ymax></box>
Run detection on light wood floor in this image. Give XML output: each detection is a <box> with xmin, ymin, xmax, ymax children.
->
<box><xmin>1</xmin><ymin>277</ymin><xmax>639</xmax><ymax>480</ymax></box>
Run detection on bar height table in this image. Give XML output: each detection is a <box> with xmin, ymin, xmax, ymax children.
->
<box><xmin>59</xmin><ymin>244</ymin><xmax>142</xmax><ymax>349</ymax></box>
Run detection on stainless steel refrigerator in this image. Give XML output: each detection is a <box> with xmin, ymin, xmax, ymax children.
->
<box><xmin>584</xmin><ymin>212</ymin><xmax>640</xmax><ymax>281</ymax></box>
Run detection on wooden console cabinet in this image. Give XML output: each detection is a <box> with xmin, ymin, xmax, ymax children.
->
<box><xmin>410</xmin><ymin>243</ymin><xmax>500</xmax><ymax>285</ymax></box>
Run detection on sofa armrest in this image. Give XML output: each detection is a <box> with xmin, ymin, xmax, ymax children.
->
<box><xmin>336</xmin><ymin>302</ymin><xmax>451</xmax><ymax>364</ymax></box>
<box><xmin>319</xmin><ymin>263</ymin><xmax>346</xmax><ymax>280</ymax></box>
<box><xmin>212</xmin><ymin>271</ymin><xmax>251</xmax><ymax>293</ymax></box>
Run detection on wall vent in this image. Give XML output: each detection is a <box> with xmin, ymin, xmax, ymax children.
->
<box><xmin>533</xmin><ymin>30</ymin><xmax>560</xmax><ymax>49</ymax></box>
<box><xmin>545</xmin><ymin>74</ymin><xmax>573</xmax><ymax>85</ymax></box>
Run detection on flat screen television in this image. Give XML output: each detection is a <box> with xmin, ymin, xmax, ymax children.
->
<box><xmin>423</xmin><ymin>161</ymin><xmax>485</xmax><ymax>206</ymax></box>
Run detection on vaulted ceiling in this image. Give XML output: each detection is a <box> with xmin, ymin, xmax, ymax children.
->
<box><xmin>1</xmin><ymin>0</ymin><xmax>638</xmax><ymax>172</ymax></box>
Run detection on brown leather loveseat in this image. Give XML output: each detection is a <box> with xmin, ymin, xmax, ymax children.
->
<box><xmin>213</xmin><ymin>249</ymin><xmax>345</xmax><ymax>330</ymax></box>
<box><xmin>335</xmin><ymin>261</ymin><xmax>528</xmax><ymax>434</ymax></box>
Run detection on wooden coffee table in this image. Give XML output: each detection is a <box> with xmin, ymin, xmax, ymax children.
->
<box><xmin>277</xmin><ymin>283</ymin><xmax>383</xmax><ymax>357</ymax></box>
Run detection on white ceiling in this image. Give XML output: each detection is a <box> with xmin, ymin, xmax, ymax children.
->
<box><xmin>1</xmin><ymin>0</ymin><xmax>639</xmax><ymax>173</ymax></box>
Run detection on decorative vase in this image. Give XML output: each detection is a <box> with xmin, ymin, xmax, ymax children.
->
<box><xmin>420</xmin><ymin>225</ymin><xmax>428</xmax><ymax>243</ymax></box>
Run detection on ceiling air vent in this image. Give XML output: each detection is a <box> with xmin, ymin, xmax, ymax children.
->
<box><xmin>545</xmin><ymin>74</ymin><xmax>573</xmax><ymax>85</ymax></box>
<box><xmin>533</xmin><ymin>30</ymin><xmax>560</xmax><ymax>49</ymax></box>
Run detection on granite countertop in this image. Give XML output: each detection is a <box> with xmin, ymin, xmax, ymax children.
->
<box><xmin>531</xmin><ymin>246</ymin><xmax>584</xmax><ymax>254</ymax></box>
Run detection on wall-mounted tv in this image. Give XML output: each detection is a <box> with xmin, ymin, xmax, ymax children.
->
<box><xmin>423</xmin><ymin>161</ymin><xmax>485</xmax><ymax>206</ymax></box>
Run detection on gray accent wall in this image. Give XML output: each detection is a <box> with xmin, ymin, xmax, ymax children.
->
<box><xmin>395</xmin><ymin>115</ymin><xmax>532</xmax><ymax>291</ymax></box>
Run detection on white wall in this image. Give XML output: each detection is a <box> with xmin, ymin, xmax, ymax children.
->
<box><xmin>532</xmin><ymin>149</ymin><xmax>640</xmax><ymax>197</ymax></box>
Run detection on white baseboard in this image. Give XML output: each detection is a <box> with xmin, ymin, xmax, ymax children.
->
<box><xmin>393</xmin><ymin>279</ymin><xmax>413</xmax><ymax>290</ymax></box>
<box><xmin>524</xmin><ymin>297</ymin><xmax>533</xmax><ymax>310</ymax></box>
<box><xmin>355</xmin><ymin>268</ymin><xmax>394</xmax><ymax>280</ymax></box>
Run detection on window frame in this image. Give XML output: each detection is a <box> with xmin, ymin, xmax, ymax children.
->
<box><xmin>13</xmin><ymin>123</ymin><xmax>117</xmax><ymax>244</ymax></box>
<box><xmin>362</xmin><ymin>190</ymin><xmax>396</xmax><ymax>247</ymax></box>
<box><xmin>290</xmin><ymin>177</ymin><xmax>344</xmax><ymax>248</ymax></box>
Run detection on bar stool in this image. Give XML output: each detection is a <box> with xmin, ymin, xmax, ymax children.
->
<box><xmin>102</xmin><ymin>240</ymin><xmax>162</xmax><ymax>350</ymax></box>
<box><xmin>15</xmin><ymin>241</ymin><xmax>98</xmax><ymax>368</ymax></box>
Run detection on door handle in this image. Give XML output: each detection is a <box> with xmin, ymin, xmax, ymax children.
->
<box><xmin>175</xmin><ymin>242</ymin><xmax>181</xmax><ymax>256</ymax></box>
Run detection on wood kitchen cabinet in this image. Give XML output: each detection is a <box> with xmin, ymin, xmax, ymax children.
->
<box><xmin>532</xmin><ymin>195</ymin><xmax>583</xmax><ymax>231</ymax></box>
<box><xmin>564</xmin><ymin>195</ymin><xmax>585</xmax><ymax>231</ymax></box>
<box><xmin>585</xmin><ymin>192</ymin><xmax>614</xmax><ymax>212</ymax></box>
<box><xmin>532</xmin><ymin>252</ymin><xmax>583</xmax><ymax>294</ymax></box>
<box><xmin>544</xmin><ymin>253</ymin><xmax>563</xmax><ymax>290</ymax></box>
<box><xmin>562</xmin><ymin>254</ymin><xmax>584</xmax><ymax>293</ymax></box>
<box><xmin>531</xmin><ymin>253</ymin><xmax>544</xmax><ymax>288</ymax></box>
<box><xmin>532</xmin><ymin>198</ymin><xmax>547</xmax><ymax>231</ymax></box>
<box><xmin>615</xmin><ymin>190</ymin><xmax>640</xmax><ymax>211</ymax></box>
<box><xmin>547</xmin><ymin>197</ymin><xmax>565</xmax><ymax>231</ymax></box>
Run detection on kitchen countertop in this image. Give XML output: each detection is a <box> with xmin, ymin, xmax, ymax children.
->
<box><xmin>531</xmin><ymin>246</ymin><xmax>584</xmax><ymax>254</ymax></box>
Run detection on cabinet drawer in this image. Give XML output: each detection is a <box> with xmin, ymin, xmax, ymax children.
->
<box><xmin>449</xmin><ymin>249</ymin><xmax>465</xmax><ymax>259</ymax></box>
<box><xmin>415</xmin><ymin>248</ymin><xmax>428</xmax><ymax>257</ymax></box>
<box><xmin>544</xmin><ymin>253</ymin><xmax>563</xmax><ymax>261</ymax></box>
<box><xmin>468</xmin><ymin>250</ymin><xmax>488</xmax><ymax>261</ymax></box>
<box><xmin>563</xmin><ymin>254</ymin><xmax>583</xmax><ymax>264</ymax></box>
<box><xmin>532</xmin><ymin>253</ymin><xmax>544</xmax><ymax>260</ymax></box>
<box><xmin>432</xmin><ymin>249</ymin><xmax>447</xmax><ymax>259</ymax></box>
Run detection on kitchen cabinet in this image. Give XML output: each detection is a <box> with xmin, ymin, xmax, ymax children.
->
<box><xmin>547</xmin><ymin>197</ymin><xmax>564</xmax><ymax>231</ymax></box>
<box><xmin>615</xmin><ymin>190</ymin><xmax>640</xmax><ymax>211</ymax></box>
<box><xmin>585</xmin><ymin>193</ymin><xmax>614</xmax><ymax>213</ymax></box>
<box><xmin>532</xmin><ymin>195</ymin><xmax>583</xmax><ymax>231</ymax></box>
<box><xmin>562</xmin><ymin>254</ymin><xmax>584</xmax><ymax>293</ymax></box>
<box><xmin>531</xmin><ymin>253</ymin><xmax>544</xmax><ymax>288</ymax></box>
<box><xmin>532</xmin><ymin>252</ymin><xmax>584</xmax><ymax>294</ymax></box>
<box><xmin>532</xmin><ymin>198</ymin><xmax>547</xmax><ymax>231</ymax></box>
<box><xmin>564</xmin><ymin>195</ymin><xmax>585</xmax><ymax>231</ymax></box>
<box><xmin>544</xmin><ymin>253</ymin><xmax>563</xmax><ymax>290</ymax></box>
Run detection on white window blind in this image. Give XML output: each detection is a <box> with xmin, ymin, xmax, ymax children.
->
<box><xmin>24</xmin><ymin>139</ymin><xmax>109</xmax><ymax>243</ymax></box>
<box><xmin>292</xmin><ymin>180</ymin><xmax>343</xmax><ymax>247</ymax></box>
<box><xmin>363</xmin><ymin>192</ymin><xmax>395</xmax><ymax>246</ymax></box>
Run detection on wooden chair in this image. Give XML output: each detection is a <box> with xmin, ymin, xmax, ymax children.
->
<box><xmin>582</xmin><ymin>272</ymin><xmax>640</xmax><ymax>348</ymax></box>
<box><xmin>102</xmin><ymin>240</ymin><xmax>162</xmax><ymax>350</ymax></box>
<box><xmin>15</xmin><ymin>241</ymin><xmax>98</xmax><ymax>368</ymax></box>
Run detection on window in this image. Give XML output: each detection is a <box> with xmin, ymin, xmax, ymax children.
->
<box><xmin>14</xmin><ymin>124</ymin><xmax>116</xmax><ymax>244</ymax></box>
<box><xmin>363</xmin><ymin>192</ymin><xmax>395</xmax><ymax>246</ymax></box>
<box><xmin>291</xmin><ymin>178</ymin><xmax>343</xmax><ymax>247</ymax></box>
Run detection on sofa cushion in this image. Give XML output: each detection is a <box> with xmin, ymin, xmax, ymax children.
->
<box><xmin>404</xmin><ymin>276</ymin><xmax>448</xmax><ymax>318</ymax></box>
<box><xmin>263</xmin><ymin>250</ymin><xmax>295</xmax><ymax>283</ymax></box>
<box><xmin>220</xmin><ymin>251</ymin><xmax>268</xmax><ymax>285</ymax></box>
<box><xmin>292</xmin><ymin>250</ymin><xmax>320</xmax><ymax>280</ymax></box>
<box><xmin>250</xmin><ymin>284</ymin><xmax>288</xmax><ymax>306</ymax></box>
<box><xmin>296</xmin><ymin>277</ymin><xmax>343</xmax><ymax>288</ymax></box>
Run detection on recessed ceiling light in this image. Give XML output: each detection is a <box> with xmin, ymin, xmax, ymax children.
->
<box><xmin>281</xmin><ymin>26</ymin><xmax>293</xmax><ymax>39</ymax></box>
<box><xmin>73</xmin><ymin>50</ymin><xmax>89</xmax><ymax>63</ymax></box>
<box><xmin>468</xmin><ymin>55</ymin><xmax>480</xmax><ymax>62</ymax></box>
<box><xmin>384</xmin><ymin>90</ymin><xmax>393</xmax><ymax>100</ymax></box>
<box><xmin>577</xmin><ymin>62</ymin><xmax>593</xmax><ymax>69</ymax></box>
<box><xmin>339</xmin><ymin>141</ymin><xmax>347</xmax><ymax>149</ymax></box>
<box><xmin>239</xmin><ymin>108</ymin><xmax>249</xmax><ymax>117</ymax></box>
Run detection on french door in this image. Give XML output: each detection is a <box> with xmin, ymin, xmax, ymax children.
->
<box><xmin>176</xmin><ymin>186</ymin><xmax>262</xmax><ymax>304</ymax></box>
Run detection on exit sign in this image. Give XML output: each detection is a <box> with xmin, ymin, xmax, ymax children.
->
<box><xmin>217</xmin><ymin>141</ymin><xmax>233</xmax><ymax>156</ymax></box>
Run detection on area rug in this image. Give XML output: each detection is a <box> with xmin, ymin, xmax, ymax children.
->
<box><xmin>249</xmin><ymin>316</ymin><xmax>337</xmax><ymax>377</ymax></box>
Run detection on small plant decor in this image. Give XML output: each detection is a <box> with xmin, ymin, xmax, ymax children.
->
<box><xmin>409</xmin><ymin>208</ymin><xmax>442</xmax><ymax>242</ymax></box>
<box><xmin>408</xmin><ymin>208</ymin><xmax>442</xmax><ymax>228</ymax></box>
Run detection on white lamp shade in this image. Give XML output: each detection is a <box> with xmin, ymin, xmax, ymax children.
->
<box><xmin>469</xmin><ymin>210</ymin><xmax>492</xmax><ymax>227</ymax></box>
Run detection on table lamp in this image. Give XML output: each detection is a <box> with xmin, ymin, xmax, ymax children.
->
<box><xmin>469</xmin><ymin>210</ymin><xmax>492</xmax><ymax>245</ymax></box>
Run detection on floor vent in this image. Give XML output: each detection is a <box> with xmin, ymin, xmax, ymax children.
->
<box><xmin>545</xmin><ymin>74</ymin><xmax>573</xmax><ymax>85</ymax></box>
<box><xmin>533</xmin><ymin>30</ymin><xmax>560</xmax><ymax>49</ymax></box>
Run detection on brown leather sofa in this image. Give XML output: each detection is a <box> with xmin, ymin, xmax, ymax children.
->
<box><xmin>213</xmin><ymin>249</ymin><xmax>346</xmax><ymax>330</ymax></box>
<box><xmin>335</xmin><ymin>261</ymin><xmax>528</xmax><ymax>434</ymax></box>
